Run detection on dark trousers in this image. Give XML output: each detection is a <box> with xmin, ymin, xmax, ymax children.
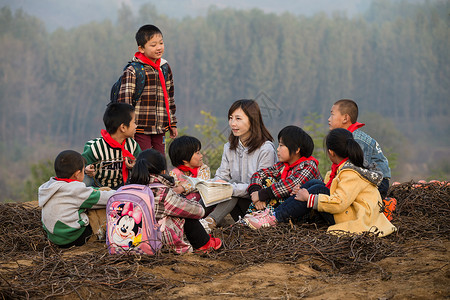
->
<box><xmin>59</xmin><ymin>225</ymin><xmax>93</xmax><ymax>248</ymax></box>
<box><xmin>184</xmin><ymin>218</ymin><xmax>210</xmax><ymax>249</ymax></box>
<box><xmin>378</xmin><ymin>178</ymin><xmax>390</xmax><ymax>199</ymax></box>
<box><xmin>274</xmin><ymin>179</ymin><xmax>335</xmax><ymax>225</ymax></box>
<box><xmin>134</xmin><ymin>133</ymin><xmax>165</xmax><ymax>154</ymax></box>
<box><xmin>230</xmin><ymin>198</ymin><xmax>252</xmax><ymax>222</ymax></box>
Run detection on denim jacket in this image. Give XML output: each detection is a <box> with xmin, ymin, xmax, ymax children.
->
<box><xmin>353</xmin><ymin>129</ymin><xmax>391</xmax><ymax>178</ymax></box>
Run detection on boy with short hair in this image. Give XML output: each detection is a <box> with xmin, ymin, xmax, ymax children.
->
<box><xmin>82</xmin><ymin>102</ymin><xmax>141</xmax><ymax>189</ymax></box>
<box><xmin>38</xmin><ymin>150</ymin><xmax>116</xmax><ymax>248</ymax></box>
<box><xmin>328</xmin><ymin>99</ymin><xmax>391</xmax><ymax>198</ymax></box>
<box><xmin>118</xmin><ymin>24</ymin><xmax>178</xmax><ymax>154</ymax></box>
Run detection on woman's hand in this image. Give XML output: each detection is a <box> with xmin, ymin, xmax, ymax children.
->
<box><xmin>295</xmin><ymin>188</ymin><xmax>309</xmax><ymax>202</ymax></box>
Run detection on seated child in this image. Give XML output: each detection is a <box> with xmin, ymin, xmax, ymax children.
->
<box><xmin>168</xmin><ymin>135</ymin><xmax>210</xmax><ymax>201</ymax></box>
<box><xmin>245</xmin><ymin>129</ymin><xmax>397</xmax><ymax>237</ymax></box>
<box><xmin>328</xmin><ymin>99</ymin><xmax>391</xmax><ymax>198</ymax></box>
<box><xmin>127</xmin><ymin>149</ymin><xmax>222</xmax><ymax>254</ymax></box>
<box><xmin>246</xmin><ymin>126</ymin><xmax>322</xmax><ymax>215</ymax></box>
<box><xmin>38</xmin><ymin>150</ymin><xmax>116</xmax><ymax>248</ymax></box>
<box><xmin>82</xmin><ymin>102</ymin><xmax>141</xmax><ymax>189</ymax></box>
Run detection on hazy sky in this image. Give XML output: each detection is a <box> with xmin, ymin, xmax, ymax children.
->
<box><xmin>0</xmin><ymin>0</ymin><xmax>385</xmax><ymax>31</ymax></box>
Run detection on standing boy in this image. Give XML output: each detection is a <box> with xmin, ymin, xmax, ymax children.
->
<box><xmin>118</xmin><ymin>24</ymin><xmax>177</xmax><ymax>154</ymax></box>
<box><xmin>328</xmin><ymin>99</ymin><xmax>391</xmax><ymax>198</ymax></box>
<box><xmin>82</xmin><ymin>102</ymin><xmax>141</xmax><ymax>189</ymax></box>
<box><xmin>38</xmin><ymin>150</ymin><xmax>116</xmax><ymax>248</ymax></box>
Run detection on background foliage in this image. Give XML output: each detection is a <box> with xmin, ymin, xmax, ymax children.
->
<box><xmin>0</xmin><ymin>0</ymin><xmax>448</xmax><ymax>202</ymax></box>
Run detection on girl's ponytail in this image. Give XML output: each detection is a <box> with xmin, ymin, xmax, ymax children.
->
<box><xmin>326</xmin><ymin>128</ymin><xmax>364</xmax><ymax>168</ymax></box>
<box><xmin>127</xmin><ymin>149</ymin><xmax>167</xmax><ymax>185</ymax></box>
<box><xmin>346</xmin><ymin>138</ymin><xmax>364</xmax><ymax>168</ymax></box>
<box><xmin>128</xmin><ymin>157</ymin><xmax>151</xmax><ymax>185</ymax></box>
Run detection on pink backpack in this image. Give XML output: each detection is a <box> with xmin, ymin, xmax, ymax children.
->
<box><xmin>106</xmin><ymin>184</ymin><xmax>163</xmax><ymax>255</ymax></box>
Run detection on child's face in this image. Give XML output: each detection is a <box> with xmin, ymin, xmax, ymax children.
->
<box><xmin>328</xmin><ymin>104</ymin><xmax>347</xmax><ymax>130</ymax></box>
<box><xmin>138</xmin><ymin>34</ymin><xmax>164</xmax><ymax>62</ymax></box>
<box><xmin>185</xmin><ymin>150</ymin><xmax>203</xmax><ymax>168</ymax></box>
<box><xmin>229</xmin><ymin>107</ymin><xmax>251</xmax><ymax>142</ymax></box>
<box><xmin>124</xmin><ymin>112</ymin><xmax>137</xmax><ymax>138</ymax></box>
<box><xmin>277</xmin><ymin>139</ymin><xmax>299</xmax><ymax>164</ymax></box>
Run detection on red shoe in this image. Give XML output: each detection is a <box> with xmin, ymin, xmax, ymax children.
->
<box><xmin>196</xmin><ymin>236</ymin><xmax>222</xmax><ymax>253</ymax></box>
<box><xmin>383</xmin><ymin>197</ymin><xmax>396</xmax><ymax>221</ymax></box>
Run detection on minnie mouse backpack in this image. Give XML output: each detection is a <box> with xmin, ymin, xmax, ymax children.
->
<box><xmin>106</xmin><ymin>184</ymin><xmax>163</xmax><ymax>255</ymax></box>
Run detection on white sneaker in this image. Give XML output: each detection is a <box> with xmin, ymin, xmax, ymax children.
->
<box><xmin>199</xmin><ymin>216</ymin><xmax>216</xmax><ymax>234</ymax></box>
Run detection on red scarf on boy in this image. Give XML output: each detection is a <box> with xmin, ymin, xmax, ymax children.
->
<box><xmin>134</xmin><ymin>52</ymin><xmax>172</xmax><ymax>129</ymax></box>
<box><xmin>101</xmin><ymin>129</ymin><xmax>135</xmax><ymax>183</ymax></box>
<box><xmin>177</xmin><ymin>165</ymin><xmax>199</xmax><ymax>178</ymax></box>
<box><xmin>280</xmin><ymin>156</ymin><xmax>319</xmax><ymax>181</ymax></box>
<box><xmin>347</xmin><ymin>122</ymin><xmax>365</xmax><ymax>133</ymax></box>
<box><xmin>55</xmin><ymin>178</ymin><xmax>79</xmax><ymax>183</ymax></box>
<box><xmin>326</xmin><ymin>158</ymin><xmax>349</xmax><ymax>188</ymax></box>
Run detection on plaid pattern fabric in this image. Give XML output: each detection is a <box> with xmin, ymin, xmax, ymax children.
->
<box><xmin>169</xmin><ymin>164</ymin><xmax>211</xmax><ymax>194</ymax></box>
<box><xmin>81</xmin><ymin>137</ymin><xmax>141</xmax><ymax>189</ymax></box>
<box><xmin>248</xmin><ymin>159</ymin><xmax>322</xmax><ymax>200</ymax></box>
<box><xmin>117</xmin><ymin>57</ymin><xmax>176</xmax><ymax>134</ymax></box>
<box><xmin>149</xmin><ymin>175</ymin><xmax>205</xmax><ymax>254</ymax></box>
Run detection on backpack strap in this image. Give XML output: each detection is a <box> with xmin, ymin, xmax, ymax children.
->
<box><xmin>128</xmin><ymin>62</ymin><xmax>146</xmax><ymax>107</ymax></box>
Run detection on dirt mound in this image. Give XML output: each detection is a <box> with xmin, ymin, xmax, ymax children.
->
<box><xmin>1</xmin><ymin>182</ymin><xmax>449</xmax><ymax>299</ymax></box>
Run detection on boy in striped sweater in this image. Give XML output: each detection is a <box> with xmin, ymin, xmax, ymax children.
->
<box><xmin>82</xmin><ymin>103</ymin><xmax>141</xmax><ymax>189</ymax></box>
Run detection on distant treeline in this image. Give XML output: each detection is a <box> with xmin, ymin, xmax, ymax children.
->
<box><xmin>0</xmin><ymin>1</ymin><xmax>448</xmax><ymax>200</ymax></box>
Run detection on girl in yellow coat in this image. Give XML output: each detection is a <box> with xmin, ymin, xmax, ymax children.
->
<box><xmin>296</xmin><ymin>128</ymin><xmax>396</xmax><ymax>237</ymax></box>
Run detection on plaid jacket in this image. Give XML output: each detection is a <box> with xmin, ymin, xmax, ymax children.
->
<box><xmin>117</xmin><ymin>57</ymin><xmax>177</xmax><ymax>134</ymax></box>
<box><xmin>247</xmin><ymin>159</ymin><xmax>322</xmax><ymax>202</ymax></box>
<box><xmin>149</xmin><ymin>174</ymin><xmax>204</xmax><ymax>254</ymax></box>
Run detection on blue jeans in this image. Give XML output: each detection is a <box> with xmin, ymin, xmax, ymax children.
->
<box><xmin>273</xmin><ymin>179</ymin><xmax>335</xmax><ymax>225</ymax></box>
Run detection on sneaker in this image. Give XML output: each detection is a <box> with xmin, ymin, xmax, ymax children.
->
<box><xmin>244</xmin><ymin>209</ymin><xmax>277</xmax><ymax>229</ymax></box>
<box><xmin>196</xmin><ymin>236</ymin><xmax>222</xmax><ymax>253</ymax></box>
<box><xmin>199</xmin><ymin>216</ymin><xmax>216</xmax><ymax>234</ymax></box>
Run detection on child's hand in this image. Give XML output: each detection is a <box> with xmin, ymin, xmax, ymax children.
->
<box><xmin>255</xmin><ymin>200</ymin><xmax>266</xmax><ymax>210</ymax></box>
<box><xmin>169</xmin><ymin>127</ymin><xmax>178</xmax><ymax>139</ymax></box>
<box><xmin>85</xmin><ymin>164</ymin><xmax>95</xmax><ymax>177</ymax></box>
<box><xmin>125</xmin><ymin>157</ymin><xmax>136</xmax><ymax>169</ymax></box>
<box><xmin>251</xmin><ymin>191</ymin><xmax>259</xmax><ymax>204</ymax></box>
<box><xmin>291</xmin><ymin>184</ymin><xmax>301</xmax><ymax>195</ymax></box>
<box><xmin>173</xmin><ymin>185</ymin><xmax>185</xmax><ymax>194</ymax></box>
<box><xmin>295</xmin><ymin>188</ymin><xmax>309</xmax><ymax>202</ymax></box>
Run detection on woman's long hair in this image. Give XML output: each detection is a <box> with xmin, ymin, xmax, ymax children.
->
<box><xmin>326</xmin><ymin>128</ymin><xmax>364</xmax><ymax>168</ymax></box>
<box><xmin>228</xmin><ymin>99</ymin><xmax>273</xmax><ymax>153</ymax></box>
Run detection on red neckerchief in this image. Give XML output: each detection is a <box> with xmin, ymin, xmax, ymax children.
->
<box><xmin>54</xmin><ymin>177</ymin><xmax>79</xmax><ymax>183</ymax></box>
<box><xmin>326</xmin><ymin>158</ymin><xmax>348</xmax><ymax>188</ymax></box>
<box><xmin>177</xmin><ymin>165</ymin><xmax>199</xmax><ymax>178</ymax></box>
<box><xmin>101</xmin><ymin>129</ymin><xmax>135</xmax><ymax>183</ymax></box>
<box><xmin>280</xmin><ymin>156</ymin><xmax>319</xmax><ymax>181</ymax></box>
<box><xmin>134</xmin><ymin>52</ymin><xmax>171</xmax><ymax>129</ymax></box>
<box><xmin>347</xmin><ymin>122</ymin><xmax>365</xmax><ymax>133</ymax></box>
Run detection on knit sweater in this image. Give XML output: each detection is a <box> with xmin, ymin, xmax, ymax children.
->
<box><xmin>82</xmin><ymin>136</ymin><xmax>141</xmax><ymax>189</ymax></box>
<box><xmin>38</xmin><ymin>178</ymin><xmax>115</xmax><ymax>246</ymax></box>
<box><xmin>213</xmin><ymin>140</ymin><xmax>277</xmax><ymax>198</ymax></box>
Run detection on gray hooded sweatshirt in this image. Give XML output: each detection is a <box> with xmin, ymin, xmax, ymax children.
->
<box><xmin>38</xmin><ymin>178</ymin><xmax>115</xmax><ymax>245</ymax></box>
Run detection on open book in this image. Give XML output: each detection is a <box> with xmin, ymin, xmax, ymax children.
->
<box><xmin>182</xmin><ymin>176</ymin><xmax>233</xmax><ymax>207</ymax></box>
